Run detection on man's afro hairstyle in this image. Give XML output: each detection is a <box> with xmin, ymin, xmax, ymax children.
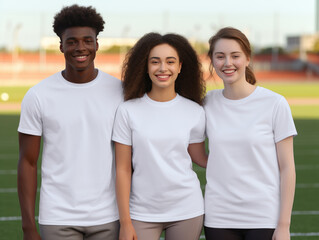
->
<box><xmin>53</xmin><ymin>4</ymin><xmax>105</xmax><ymax>38</ymax></box>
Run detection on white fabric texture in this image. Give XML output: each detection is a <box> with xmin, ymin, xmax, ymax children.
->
<box><xmin>204</xmin><ymin>86</ymin><xmax>297</xmax><ymax>228</ymax></box>
<box><xmin>112</xmin><ymin>94</ymin><xmax>205</xmax><ymax>222</ymax></box>
<box><xmin>18</xmin><ymin>70</ymin><xmax>123</xmax><ymax>226</ymax></box>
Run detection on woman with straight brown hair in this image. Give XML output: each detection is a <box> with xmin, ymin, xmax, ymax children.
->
<box><xmin>204</xmin><ymin>27</ymin><xmax>297</xmax><ymax>240</ymax></box>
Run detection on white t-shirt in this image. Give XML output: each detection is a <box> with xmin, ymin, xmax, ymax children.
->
<box><xmin>18</xmin><ymin>70</ymin><xmax>123</xmax><ymax>226</ymax></box>
<box><xmin>112</xmin><ymin>94</ymin><xmax>205</xmax><ymax>222</ymax></box>
<box><xmin>204</xmin><ymin>86</ymin><xmax>297</xmax><ymax>228</ymax></box>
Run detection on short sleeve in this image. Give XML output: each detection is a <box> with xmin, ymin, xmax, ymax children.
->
<box><xmin>18</xmin><ymin>88</ymin><xmax>42</xmax><ymax>136</ymax></box>
<box><xmin>112</xmin><ymin>103</ymin><xmax>132</xmax><ymax>146</ymax></box>
<box><xmin>189</xmin><ymin>107</ymin><xmax>206</xmax><ymax>144</ymax></box>
<box><xmin>273</xmin><ymin>97</ymin><xmax>297</xmax><ymax>143</ymax></box>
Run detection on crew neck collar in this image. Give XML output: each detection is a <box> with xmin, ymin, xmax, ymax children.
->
<box><xmin>59</xmin><ymin>69</ymin><xmax>100</xmax><ymax>87</ymax></box>
<box><xmin>143</xmin><ymin>93</ymin><xmax>181</xmax><ymax>106</ymax></box>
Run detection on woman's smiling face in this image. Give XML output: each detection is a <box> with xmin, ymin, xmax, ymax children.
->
<box><xmin>147</xmin><ymin>43</ymin><xmax>182</xmax><ymax>91</ymax></box>
<box><xmin>212</xmin><ymin>38</ymin><xmax>250</xmax><ymax>86</ymax></box>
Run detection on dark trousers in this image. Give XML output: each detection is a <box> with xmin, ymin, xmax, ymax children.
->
<box><xmin>204</xmin><ymin>227</ymin><xmax>275</xmax><ymax>240</ymax></box>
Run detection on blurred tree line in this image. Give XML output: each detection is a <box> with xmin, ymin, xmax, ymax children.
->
<box><xmin>2</xmin><ymin>40</ymin><xmax>319</xmax><ymax>55</ymax></box>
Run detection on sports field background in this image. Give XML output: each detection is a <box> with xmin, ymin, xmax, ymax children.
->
<box><xmin>0</xmin><ymin>81</ymin><xmax>319</xmax><ymax>239</ymax></box>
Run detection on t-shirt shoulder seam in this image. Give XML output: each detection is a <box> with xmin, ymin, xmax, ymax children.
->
<box><xmin>272</xmin><ymin>95</ymin><xmax>285</xmax><ymax>126</ymax></box>
<box><xmin>25</xmin><ymin>86</ymin><xmax>44</xmax><ymax>121</ymax></box>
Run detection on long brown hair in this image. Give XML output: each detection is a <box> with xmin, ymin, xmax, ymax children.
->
<box><xmin>122</xmin><ymin>32</ymin><xmax>206</xmax><ymax>105</ymax></box>
<box><xmin>207</xmin><ymin>27</ymin><xmax>256</xmax><ymax>85</ymax></box>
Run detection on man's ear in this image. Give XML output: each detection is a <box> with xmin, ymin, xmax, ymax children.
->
<box><xmin>96</xmin><ymin>38</ymin><xmax>99</xmax><ymax>51</ymax></box>
<box><xmin>59</xmin><ymin>41</ymin><xmax>64</xmax><ymax>53</ymax></box>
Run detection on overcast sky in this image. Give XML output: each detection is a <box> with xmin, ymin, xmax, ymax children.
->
<box><xmin>0</xmin><ymin>0</ymin><xmax>316</xmax><ymax>50</ymax></box>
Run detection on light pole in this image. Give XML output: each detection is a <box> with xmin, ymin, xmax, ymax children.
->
<box><xmin>120</xmin><ymin>25</ymin><xmax>130</xmax><ymax>68</ymax></box>
<box><xmin>12</xmin><ymin>23</ymin><xmax>22</xmax><ymax>65</ymax></box>
<box><xmin>12</xmin><ymin>23</ymin><xmax>22</xmax><ymax>82</ymax></box>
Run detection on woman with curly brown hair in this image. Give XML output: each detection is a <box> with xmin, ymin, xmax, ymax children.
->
<box><xmin>112</xmin><ymin>32</ymin><xmax>207</xmax><ymax>240</ymax></box>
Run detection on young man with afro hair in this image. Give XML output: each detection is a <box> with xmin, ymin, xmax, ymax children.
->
<box><xmin>17</xmin><ymin>4</ymin><xmax>122</xmax><ymax>240</ymax></box>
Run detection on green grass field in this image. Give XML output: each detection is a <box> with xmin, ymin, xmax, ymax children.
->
<box><xmin>1</xmin><ymin>81</ymin><xmax>319</xmax><ymax>104</ymax></box>
<box><xmin>206</xmin><ymin>81</ymin><xmax>319</xmax><ymax>98</ymax></box>
<box><xmin>1</xmin><ymin>82</ymin><xmax>319</xmax><ymax>239</ymax></box>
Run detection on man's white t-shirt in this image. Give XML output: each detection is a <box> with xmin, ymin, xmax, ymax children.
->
<box><xmin>204</xmin><ymin>86</ymin><xmax>297</xmax><ymax>228</ymax></box>
<box><xmin>112</xmin><ymin>94</ymin><xmax>205</xmax><ymax>222</ymax></box>
<box><xmin>18</xmin><ymin>70</ymin><xmax>123</xmax><ymax>226</ymax></box>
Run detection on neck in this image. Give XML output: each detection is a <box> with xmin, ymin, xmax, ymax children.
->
<box><xmin>223</xmin><ymin>81</ymin><xmax>256</xmax><ymax>100</ymax></box>
<box><xmin>62</xmin><ymin>66</ymin><xmax>97</xmax><ymax>84</ymax></box>
<box><xmin>147</xmin><ymin>87</ymin><xmax>177</xmax><ymax>102</ymax></box>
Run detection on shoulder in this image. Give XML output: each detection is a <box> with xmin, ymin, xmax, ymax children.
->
<box><xmin>118</xmin><ymin>97</ymin><xmax>144</xmax><ymax>109</ymax></box>
<box><xmin>204</xmin><ymin>89</ymin><xmax>222</xmax><ymax>103</ymax></box>
<box><xmin>255</xmin><ymin>86</ymin><xmax>286</xmax><ymax>107</ymax></box>
<box><xmin>178</xmin><ymin>95</ymin><xmax>205</xmax><ymax>116</ymax></box>
<box><xmin>98</xmin><ymin>70</ymin><xmax>122</xmax><ymax>86</ymax></box>
<box><xmin>251</xmin><ymin>87</ymin><xmax>293</xmax><ymax>119</ymax></box>
<box><xmin>256</xmin><ymin>86</ymin><xmax>283</xmax><ymax>100</ymax></box>
<box><xmin>97</xmin><ymin>70</ymin><xmax>123</xmax><ymax>101</ymax></box>
<box><xmin>179</xmin><ymin>95</ymin><xmax>204</xmax><ymax>109</ymax></box>
<box><xmin>35</xmin><ymin>72</ymin><xmax>61</xmax><ymax>87</ymax></box>
<box><xmin>206</xmin><ymin>89</ymin><xmax>222</xmax><ymax>97</ymax></box>
<box><xmin>115</xmin><ymin>97</ymin><xmax>144</xmax><ymax>120</ymax></box>
<box><xmin>24</xmin><ymin>72</ymin><xmax>61</xmax><ymax>98</ymax></box>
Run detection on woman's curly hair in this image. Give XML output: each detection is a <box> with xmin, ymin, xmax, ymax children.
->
<box><xmin>122</xmin><ymin>32</ymin><xmax>206</xmax><ymax>105</ymax></box>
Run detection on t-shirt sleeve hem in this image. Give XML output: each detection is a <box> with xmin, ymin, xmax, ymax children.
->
<box><xmin>17</xmin><ymin>128</ymin><xmax>42</xmax><ymax>136</ymax></box>
<box><xmin>112</xmin><ymin>137</ymin><xmax>132</xmax><ymax>146</ymax></box>
<box><xmin>275</xmin><ymin>131</ymin><xmax>297</xmax><ymax>143</ymax></box>
<box><xmin>189</xmin><ymin>137</ymin><xmax>206</xmax><ymax>144</ymax></box>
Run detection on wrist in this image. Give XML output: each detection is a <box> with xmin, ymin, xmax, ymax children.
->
<box><xmin>22</xmin><ymin>220</ymin><xmax>37</xmax><ymax>231</ymax></box>
<box><xmin>120</xmin><ymin>218</ymin><xmax>133</xmax><ymax>225</ymax></box>
<box><xmin>277</xmin><ymin>221</ymin><xmax>290</xmax><ymax>228</ymax></box>
<box><xmin>22</xmin><ymin>226</ymin><xmax>38</xmax><ymax>235</ymax></box>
